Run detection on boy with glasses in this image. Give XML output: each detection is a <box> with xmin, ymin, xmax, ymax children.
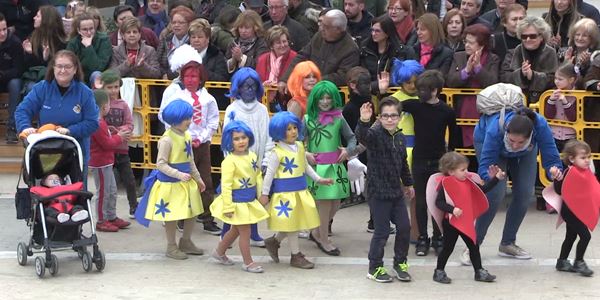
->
<box><xmin>356</xmin><ymin>97</ymin><xmax>414</xmax><ymax>283</ymax></box>
<box><xmin>401</xmin><ymin>70</ymin><xmax>461</xmax><ymax>257</ymax></box>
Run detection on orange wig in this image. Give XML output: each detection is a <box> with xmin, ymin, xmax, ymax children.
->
<box><xmin>287</xmin><ymin>61</ymin><xmax>322</xmax><ymax>112</ymax></box>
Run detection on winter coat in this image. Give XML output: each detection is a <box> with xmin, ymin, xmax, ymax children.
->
<box><xmin>282</xmin><ymin>32</ymin><xmax>360</xmax><ymax>86</ymax></box>
<box><xmin>347</xmin><ymin>10</ymin><xmax>373</xmax><ymax>45</ymax></box>
<box><xmin>109</xmin><ymin>41</ymin><xmax>161</xmax><ymax>79</ymax></box>
<box><xmin>0</xmin><ymin>32</ymin><xmax>24</xmax><ymax>83</ymax></box>
<box><xmin>288</xmin><ymin>0</ymin><xmax>321</xmax><ymax>34</ymax></box>
<box><xmin>501</xmin><ymin>44</ymin><xmax>558</xmax><ymax>104</ymax></box>
<box><xmin>446</xmin><ymin>51</ymin><xmax>499</xmax><ymax>88</ymax></box>
<box><xmin>0</xmin><ymin>0</ymin><xmax>47</xmax><ymax>40</ymax></box>
<box><xmin>256</xmin><ymin>50</ymin><xmax>298</xmax><ymax>83</ymax></box>
<box><xmin>66</xmin><ymin>32</ymin><xmax>113</xmax><ymax>82</ymax></box>
<box><xmin>360</xmin><ymin>39</ymin><xmax>416</xmax><ymax>94</ymax></box>
<box><xmin>108</xmin><ymin>27</ymin><xmax>159</xmax><ymax>50</ymax></box>
<box><xmin>225</xmin><ymin>37</ymin><xmax>268</xmax><ymax>73</ymax></box>
<box><xmin>413</xmin><ymin>42</ymin><xmax>453</xmax><ymax>74</ymax></box>
<box><xmin>264</xmin><ymin>16</ymin><xmax>311</xmax><ymax>52</ymax></box>
<box><xmin>203</xmin><ymin>44</ymin><xmax>230</xmax><ymax>82</ymax></box>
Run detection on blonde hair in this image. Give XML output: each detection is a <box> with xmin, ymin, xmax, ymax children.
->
<box><xmin>85</xmin><ymin>6</ymin><xmax>106</xmax><ymax>33</ymax></box>
<box><xmin>438</xmin><ymin>151</ymin><xmax>470</xmax><ymax>175</ymax></box>
<box><xmin>265</xmin><ymin>25</ymin><xmax>290</xmax><ymax>48</ymax></box>
<box><xmin>232</xmin><ymin>10</ymin><xmax>264</xmax><ymax>38</ymax></box>
<box><xmin>189</xmin><ymin>18</ymin><xmax>211</xmax><ymax>39</ymax></box>
<box><xmin>568</xmin><ymin>18</ymin><xmax>600</xmax><ymax>50</ymax></box>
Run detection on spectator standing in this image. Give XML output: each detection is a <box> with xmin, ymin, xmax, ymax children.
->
<box><xmin>343</xmin><ymin>0</ymin><xmax>372</xmax><ymax>45</ymax></box>
<box><xmin>413</xmin><ymin>13</ymin><xmax>453</xmax><ymax>73</ymax></box>
<box><xmin>387</xmin><ymin>0</ymin><xmax>417</xmax><ymax>47</ymax></box>
<box><xmin>139</xmin><ymin>0</ymin><xmax>168</xmax><ymax>38</ymax></box>
<box><xmin>491</xmin><ymin>4</ymin><xmax>526</xmax><ymax>61</ymax></box>
<box><xmin>443</xmin><ymin>9</ymin><xmax>466</xmax><ymax>52</ymax></box>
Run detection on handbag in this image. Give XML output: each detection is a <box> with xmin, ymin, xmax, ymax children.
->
<box><xmin>14</xmin><ymin>166</ymin><xmax>31</xmax><ymax>220</ymax></box>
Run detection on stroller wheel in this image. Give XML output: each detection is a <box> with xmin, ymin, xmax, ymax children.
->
<box><xmin>76</xmin><ymin>247</ymin><xmax>86</xmax><ymax>259</ymax></box>
<box><xmin>17</xmin><ymin>242</ymin><xmax>28</xmax><ymax>266</ymax></box>
<box><xmin>82</xmin><ymin>251</ymin><xmax>92</xmax><ymax>272</ymax></box>
<box><xmin>34</xmin><ymin>256</ymin><xmax>45</xmax><ymax>278</ymax></box>
<box><xmin>49</xmin><ymin>254</ymin><xmax>59</xmax><ymax>276</ymax></box>
<box><xmin>94</xmin><ymin>250</ymin><xmax>106</xmax><ymax>271</ymax></box>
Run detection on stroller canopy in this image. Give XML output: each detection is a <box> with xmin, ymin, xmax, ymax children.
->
<box><xmin>24</xmin><ymin>131</ymin><xmax>83</xmax><ymax>184</ymax></box>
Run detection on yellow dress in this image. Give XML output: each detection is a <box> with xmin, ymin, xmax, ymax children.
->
<box><xmin>144</xmin><ymin>129</ymin><xmax>204</xmax><ymax>221</ymax></box>
<box><xmin>210</xmin><ymin>152</ymin><xmax>269</xmax><ymax>225</ymax></box>
<box><xmin>267</xmin><ymin>142</ymin><xmax>320</xmax><ymax>232</ymax></box>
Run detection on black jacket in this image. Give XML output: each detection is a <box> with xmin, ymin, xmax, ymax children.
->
<box><xmin>347</xmin><ymin>10</ymin><xmax>373</xmax><ymax>45</ymax></box>
<box><xmin>577</xmin><ymin>0</ymin><xmax>600</xmax><ymax>25</ymax></box>
<box><xmin>0</xmin><ymin>0</ymin><xmax>48</xmax><ymax>40</ymax></box>
<box><xmin>355</xmin><ymin>120</ymin><xmax>413</xmax><ymax>201</ymax></box>
<box><xmin>360</xmin><ymin>39</ymin><xmax>416</xmax><ymax>94</ymax></box>
<box><xmin>204</xmin><ymin>44</ymin><xmax>229</xmax><ymax>82</ymax></box>
<box><xmin>0</xmin><ymin>32</ymin><xmax>24</xmax><ymax>82</ymax></box>
<box><xmin>264</xmin><ymin>16</ymin><xmax>311</xmax><ymax>52</ymax></box>
<box><xmin>413</xmin><ymin>42</ymin><xmax>453</xmax><ymax>74</ymax></box>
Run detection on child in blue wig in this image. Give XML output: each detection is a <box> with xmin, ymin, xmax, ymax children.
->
<box><xmin>222</xmin><ymin>67</ymin><xmax>271</xmax><ymax>247</ymax></box>
<box><xmin>261</xmin><ymin>111</ymin><xmax>333</xmax><ymax>269</ymax></box>
<box><xmin>134</xmin><ymin>99</ymin><xmax>207</xmax><ymax>260</ymax></box>
<box><xmin>209</xmin><ymin>116</ymin><xmax>269</xmax><ymax>273</ymax></box>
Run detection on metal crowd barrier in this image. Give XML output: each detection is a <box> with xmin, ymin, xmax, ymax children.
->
<box><xmin>128</xmin><ymin>79</ymin><xmax>600</xmax><ymax>187</ymax></box>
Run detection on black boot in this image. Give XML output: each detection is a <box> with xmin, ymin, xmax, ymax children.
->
<box><xmin>474</xmin><ymin>269</ymin><xmax>496</xmax><ymax>282</ymax></box>
<box><xmin>572</xmin><ymin>260</ymin><xmax>594</xmax><ymax>277</ymax></box>
<box><xmin>555</xmin><ymin>259</ymin><xmax>574</xmax><ymax>272</ymax></box>
<box><xmin>431</xmin><ymin>235</ymin><xmax>444</xmax><ymax>256</ymax></box>
<box><xmin>415</xmin><ymin>236</ymin><xmax>430</xmax><ymax>256</ymax></box>
<box><xmin>433</xmin><ymin>269</ymin><xmax>451</xmax><ymax>284</ymax></box>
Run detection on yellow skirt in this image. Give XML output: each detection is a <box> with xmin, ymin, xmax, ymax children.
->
<box><xmin>144</xmin><ymin>180</ymin><xmax>203</xmax><ymax>221</ymax></box>
<box><xmin>210</xmin><ymin>195</ymin><xmax>269</xmax><ymax>225</ymax></box>
<box><xmin>267</xmin><ymin>190</ymin><xmax>320</xmax><ymax>232</ymax></box>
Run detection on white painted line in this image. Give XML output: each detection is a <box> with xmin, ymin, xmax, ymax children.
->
<box><xmin>1</xmin><ymin>251</ymin><xmax>598</xmax><ymax>266</ymax></box>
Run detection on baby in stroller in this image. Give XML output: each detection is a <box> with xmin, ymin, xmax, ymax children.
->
<box><xmin>31</xmin><ymin>174</ymin><xmax>89</xmax><ymax>224</ymax></box>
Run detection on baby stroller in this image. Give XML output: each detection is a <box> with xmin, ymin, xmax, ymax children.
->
<box><xmin>15</xmin><ymin>132</ymin><xmax>105</xmax><ymax>278</ymax></box>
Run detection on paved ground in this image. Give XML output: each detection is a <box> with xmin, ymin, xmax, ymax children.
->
<box><xmin>1</xmin><ymin>173</ymin><xmax>600</xmax><ymax>299</ymax></box>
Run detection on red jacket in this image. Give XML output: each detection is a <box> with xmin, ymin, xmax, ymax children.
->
<box><xmin>89</xmin><ymin>119</ymin><xmax>123</xmax><ymax>168</ymax></box>
<box><xmin>255</xmin><ymin>50</ymin><xmax>297</xmax><ymax>83</ymax></box>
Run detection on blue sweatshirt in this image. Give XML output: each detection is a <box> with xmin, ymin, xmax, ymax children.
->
<box><xmin>15</xmin><ymin>79</ymin><xmax>99</xmax><ymax>162</ymax></box>
<box><xmin>473</xmin><ymin>110</ymin><xmax>562</xmax><ymax>181</ymax></box>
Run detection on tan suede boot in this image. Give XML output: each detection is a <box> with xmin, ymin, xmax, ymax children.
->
<box><xmin>178</xmin><ymin>238</ymin><xmax>204</xmax><ymax>255</ymax></box>
<box><xmin>290</xmin><ymin>252</ymin><xmax>314</xmax><ymax>269</ymax></box>
<box><xmin>264</xmin><ymin>235</ymin><xmax>280</xmax><ymax>263</ymax></box>
<box><xmin>166</xmin><ymin>243</ymin><xmax>188</xmax><ymax>260</ymax></box>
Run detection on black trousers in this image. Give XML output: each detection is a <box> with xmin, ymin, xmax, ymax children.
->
<box><xmin>559</xmin><ymin>204</ymin><xmax>591</xmax><ymax>261</ymax></box>
<box><xmin>114</xmin><ymin>153</ymin><xmax>138</xmax><ymax>210</ymax></box>
<box><xmin>412</xmin><ymin>158</ymin><xmax>442</xmax><ymax>238</ymax></box>
<box><xmin>436</xmin><ymin>218</ymin><xmax>483</xmax><ymax>271</ymax></box>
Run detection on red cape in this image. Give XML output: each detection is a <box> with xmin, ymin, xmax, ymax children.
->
<box><xmin>563</xmin><ymin>166</ymin><xmax>600</xmax><ymax>231</ymax></box>
<box><xmin>441</xmin><ymin>176</ymin><xmax>489</xmax><ymax>244</ymax></box>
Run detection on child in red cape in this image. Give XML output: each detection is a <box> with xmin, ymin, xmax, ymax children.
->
<box><xmin>546</xmin><ymin>140</ymin><xmax>599</xmax><ymax>277</ymax></box>
<box><xmin>426</xmin><ymin>152</ymin><xmax>505</xmax><ymax>284</ymax></box>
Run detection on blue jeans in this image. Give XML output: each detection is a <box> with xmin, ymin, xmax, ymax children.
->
<box><xmin>1</xmin><ymin>78</ymin><xmax>23</xmax><ymax>130</ymax></box>
<box><xmin>368</xmin><ymin>197</ymin><xmax>410</xmax><ymax>270</ymax></box>
<box><xmin>474</xmin><ymin>141</ymin><xmax>537</xmax><ymax>246</ymax></box>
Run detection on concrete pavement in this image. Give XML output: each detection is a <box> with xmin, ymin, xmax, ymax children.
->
<box><xmin>1</xmin><ymin>171</ymin><xmax>600</xmax><ymax>299</ymax></box>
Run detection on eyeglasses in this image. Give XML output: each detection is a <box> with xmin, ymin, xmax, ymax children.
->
<box><xmin>55</xmin><ymin>64</ymin><xmax>74</xmax><ymax>71</ymax></box>
<box><xmin>380</xmin><ymin>113</ymin><xmax>400</xmax><ymax>120</ymax></box>
<box><xmin>521</xmin><ymin>33</ymin><xmax>540</xmax><ymax>40</ymax></box>
<box><xmin>79</xmin><ymin>27</ymin><xmax>95</xmax><ymax>32</ymax></box>
<box><xmin>268</xmin><ymin>5</ymin><xmax>287</xmax><ymax>10</ymax></box>
<box><xmin>388</xmin><ymin>6</ymin><xmax>403</xmax><ymax>12</ymax></box>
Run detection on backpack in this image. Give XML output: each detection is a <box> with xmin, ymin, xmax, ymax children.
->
<box><xmin>476</xmin><ymin>83</ymin><xmax>526</xmax><ymax>131</ymax></box>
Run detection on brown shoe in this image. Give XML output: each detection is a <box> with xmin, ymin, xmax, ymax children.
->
<box><xmin>166</xmin><ymin>243</ymin><xmax>188</xmax><ymax>260</ymax></box>
<box><xmin>178</xmin><ymin>238</ymin><xmax>204</xmax><ymax>255</ymax></box>
<box><xmin>290</xmin><ymin>252</ymin><xmax>314</xmax><ymax>269</ymax></box>
<box><xmin>264</xmin><ymin>235</ymin><xmax>280</xmax><ymax>263</ymax></box>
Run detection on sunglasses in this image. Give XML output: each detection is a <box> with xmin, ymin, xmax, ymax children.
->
<box><xmin>521</xmin><ymin>33</ymin><xmax>540</xmax><ymax>40</ymax></box>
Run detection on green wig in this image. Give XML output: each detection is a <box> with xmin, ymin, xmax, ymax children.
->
<box><xmin>306</xmin><ymin>80</ymin><xmax>343</xmax><ymax>123</ymax></box>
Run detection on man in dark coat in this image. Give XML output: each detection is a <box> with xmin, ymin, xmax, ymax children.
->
<box><xmin>279</xmin><ymin>9</ymin><xmax>359</xmax><ymax>87</ymax></box>
<box><xmin>264</xmin><ymin>0</ymin><xmax>311</xmax><ymax>52</ymax></box>
<box><xmin>0</xmin><ymin>12</ymin><xmax>24</xmax><ymax>143</ymax></box>
<box><xmin>344</xmin><ymin>0</ymin><xmax>373</xmax><ymax>45</ymax></box>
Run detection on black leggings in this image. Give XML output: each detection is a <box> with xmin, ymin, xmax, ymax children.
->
<box><xmin>559</xmin><ymin>204</ymin><xmax>591</xmax><ymax>261</ymax></box>
<box><xmin>437</xmin><ymin>218</ymin><xmax>482</xmax><ymax>271</ymax></box>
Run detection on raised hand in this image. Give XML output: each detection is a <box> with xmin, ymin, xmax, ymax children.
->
<box><xmin>378</xmin><ymin>71</ymin><xmax>390</xmax><ymax>94</ymax></box>
<box><xmin>359</xmin><ymin>102</ymin><xmax>373</xmax><ymax>122</ymax></box>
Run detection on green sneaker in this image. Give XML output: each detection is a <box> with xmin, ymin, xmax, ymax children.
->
<box><xmin>393</xmin><ymin>262</ymin><xmax>412</xmax><ymax>282</ymax></box>
<box><xmin>367</xmin><ymin>266</ymin><xmax>393</xmax><ymax>283</ymax></box>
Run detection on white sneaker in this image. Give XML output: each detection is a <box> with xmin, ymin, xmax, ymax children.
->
<box><xmin>71</xmin><ymin>210</ymin><xmax>89</xmax><ymax>222</ymax></box>
<box><xmin>498</xmin><ymin>243</ymin><xmax>532</xmax><ymax>259</ymax></box>
<box><xmin>298</xmin><ymin>231</ymin><xmax>309</xmax><ymax>239</ymax></box>
<box><xmin>460</xmin><ymin>248</ymin><xmax>472</xmax><ymax>266</ymax></box>
<box><xmin>57</xmin><ymin>213</ymin><xmax>70</xmax><ymax>223</ymax></box>
<box><xmin>250</xmin><ymin>239</ymin><xmax>265</xmax><ymax>247</ymax></box>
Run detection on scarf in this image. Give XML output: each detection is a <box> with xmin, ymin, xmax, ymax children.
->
<box><xmin>237</xmin><ymin>37</ymin><xmax>257</xmax><ymax>53</ymax></box>
<box><xmin>318</xmin><ymin>109</ymin><xmax>342</xmax><ymax>125</ymax></box>
<box><xmin>395</xmin><ymin>16</ymin><xmax>414</xmax><ymax>44</ymax></box>
<box><xmin>420</xmin><ymin>43</ymin><xmax>434</xmax><ymax>67</ymax></box>
<box><xmin>266</xmin><ymin>51</ymin><xmax>284</xmax><ymax>85</ymax></box>
<box><xmin>145</xmin><ymin>10</ymin><xmax>167</xmax><ymax>37</ymax></box>
<box><xmin>522</xmin><ymin>44</ymin><xmax>544</xmax><ymax>68</ymax></box>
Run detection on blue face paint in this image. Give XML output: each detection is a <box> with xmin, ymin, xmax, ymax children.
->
<box><xmin>240</xmin><ymin>78</ymin><xmax>258</xmax><ymax>103</ymax></box>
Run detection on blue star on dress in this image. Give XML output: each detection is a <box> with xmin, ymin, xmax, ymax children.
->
<box><xmin>184</xmin><ymin>141</ymin><xmax>193</xmax><ymax>158</ymax></box>
<box><xmin>238</xmin><ymin>178</ymin><xmax>251</xmax><ymax>189</ymax></box>
<box><xmin>281</xmin><ymin>157</ymin><xmax>298</xmax><ymax>175</ymax></box>
<box><xmin>251</xmin><ymin>159</ymin><xmax>258</xmax><ymax>172</ymax></box>
<box><xmin>274</xmin><ymin>200</ymin><xmax>292</xmax><ymax>218</ymax></box>
<box><xmin>155</xmin><ymin>199</ymin><xmax>171</xmax><ymax>218</ymax></box>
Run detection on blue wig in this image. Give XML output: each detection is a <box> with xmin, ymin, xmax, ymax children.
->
<box><xmin>221</xmin><ymin>112</ymin><xmax>255</xmax><ymax>152</ymax></box>
<box><xmin>269</xmin><ymin>111</ymin><xmax>303</xmax><ymax>142</ymax></box>
<box><xmin>162</xmin><ymin>99</ymin><xmax>193</xmax><ymax>126</ymax></box>
<box><xmin>226</xmin><ymin>67</ymin><xmax>264</xmax><ymax>100</ymax></box>
<box><xmin>391</xmin><ymin>59</ymin><xmax>425</xmax><ymax>86</ymax></box>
